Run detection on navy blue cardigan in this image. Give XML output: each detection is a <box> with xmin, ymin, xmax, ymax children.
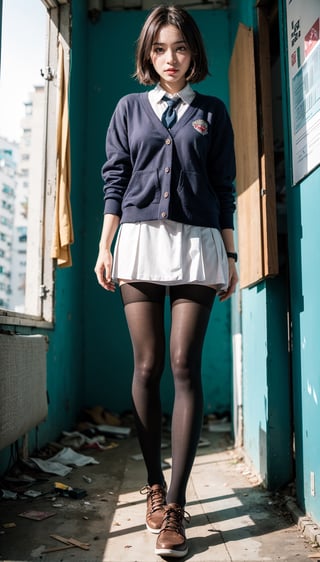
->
<box><xmin>102</xmin><ymin>91</ymin><xmax>236</xmax><ymax>230</ymax></box>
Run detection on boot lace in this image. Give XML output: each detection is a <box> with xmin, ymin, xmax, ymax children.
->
<box><xmin>140</xmin><ymin>485</ymin><xmax>166</xmax><ymax>514</ymax></box>
<box><xmin>160</xmin><ymin>505</ymin><xmax>191</xmax><ymax>535</ymax></box>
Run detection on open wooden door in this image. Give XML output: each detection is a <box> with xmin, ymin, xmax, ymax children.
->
<box><xmin>229</xmin><ymin>21</ymin><xmax>278</xmax><ymax>289</ymax></box>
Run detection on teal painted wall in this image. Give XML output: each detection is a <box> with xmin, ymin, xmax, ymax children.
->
<box><xmin>229</xmin><ymin>0</ymin><xmax>256</xmax><ymax>45</ymax></box>
<box><xmin>83</xmin><ymin>10</ymin><xmax>233</xmax><ymax>416</ymax></box>
<box><xmin>278</xmin><ymin>0</ymin><xmax>320</xmax><ymax>523</ymax></box>
<box><xmin>297</xmin><ymin>169</ymin><xmax>320</xmax><ymax>523</ymax></box>
<box><xmin>286</xmin><ymin>169</ymin><xmax>320</xmax><ymax>520</ymax></box>
<box><xmin>241</xmin><ymin>285</ymin><xmax>268</xmax><ymax>474</ymax></box>
<box><xmin>241</xmin><ymin>279</ymin><xmax>292</xmax><ymax>488</ymax></box>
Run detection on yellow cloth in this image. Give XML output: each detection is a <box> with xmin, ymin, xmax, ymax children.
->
<box><xmin>51</xmin><ymin>40</ymin><xmax>74</xmax><ymax>267</ymax></box>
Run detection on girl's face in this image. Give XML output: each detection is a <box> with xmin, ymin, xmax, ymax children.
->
<box><xmin>150</xmin><ymin>24</ymin><xmax>192</xmax><ymax>93</ymax></box>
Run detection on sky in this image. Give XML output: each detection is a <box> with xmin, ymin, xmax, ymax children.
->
<box><xmin>0</xmin><ymin>0</ymin><xmax>46</xmax><ymax>142</ymax></box>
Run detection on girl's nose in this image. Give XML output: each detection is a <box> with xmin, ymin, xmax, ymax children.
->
<box><xmin>166</xmin><ymin>49</ymin><xmax>176</xmax><ymax>64</ymax></box>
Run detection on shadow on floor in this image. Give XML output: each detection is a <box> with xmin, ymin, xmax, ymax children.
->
<box><xmin>0</xmin><ymin>431</ymin><xmax>315</xmax><ymax>561</ymax></box>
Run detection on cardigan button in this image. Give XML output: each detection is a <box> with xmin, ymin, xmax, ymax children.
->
<box><xmin>165</xmin><ymin>138</ymin><xmax>171</xmax><ymax>145</ymax></box>
<box><xmin>164</xmin><ymin>167</ymin><xmax>170</xmax><ymax>173</ymax></box>
<box><xmin>163</xmin><ymin>192</ymin><xmax>169</xmax><ymax>199</ymax></box>
<box><xmin>161</xmin><ymin>212</ymin><xmax>167</xmax><ymax>218</ymax></box>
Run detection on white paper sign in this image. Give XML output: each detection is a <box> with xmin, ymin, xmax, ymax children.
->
<box><xmin>286</xmin><ymin>0</ymin><xmax>320</xmax><ymax>184</ymax></box>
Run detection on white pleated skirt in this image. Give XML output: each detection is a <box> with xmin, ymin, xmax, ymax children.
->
<box><xmin>112</xmin><ymin>220</ymin><xmax>229</xmax><ymax>291</ymax></box>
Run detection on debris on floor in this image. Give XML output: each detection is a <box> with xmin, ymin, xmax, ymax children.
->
<box><xmin>205</xmin><ymin>413</ymin><xmax>232</xmax><ymax>433</ymax></box>
<box><xmin>18</xmin><ymin>510</ymin><xmax>56</xmax><ymax>521</ymax></box>
<box><xmin>0</xmin><ymin>429</ymin><xmax>319</xmax><ymax>561</ymax></box>
<box><xmin>0</xmin><ymin>407</ymin><xmax>135</xmax><ymax>509</ymax></box>
<box><xmin>41</xmin><ymin>533</ymin><xmax>91</xmax><ymax>554</ymax></box>
<box><xmin>84</xmin><ymin>405</ymin><xmax>120</xmax><ymax>426</ymax></box>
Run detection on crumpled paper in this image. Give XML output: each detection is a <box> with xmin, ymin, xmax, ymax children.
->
<box><xmin>30</xmin><ymin>447</ymin><xmax>99</xmax><ymax>476</ymax></box>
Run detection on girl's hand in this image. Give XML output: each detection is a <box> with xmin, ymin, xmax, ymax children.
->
<box><xmin>94</xmin><ymin>248</ymin><xmax>116</xmax><ymax>292</ymax></box>
<box><xmin>218</xmin><ymin>258</ymin><xmax>238</xmax><ymax>302</ymax></box>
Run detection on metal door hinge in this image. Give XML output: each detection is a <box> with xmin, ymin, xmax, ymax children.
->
<box><xmin>40</xmin><ymin>66</ymin><xmax>55</xmax><ymax>81</ymax></box>
<box><xmin>40</xmin><ymin>284</ymin><xmax>50</xmax><ymax>299</ymax></box>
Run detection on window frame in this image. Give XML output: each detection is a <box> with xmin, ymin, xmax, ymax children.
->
<box><xmin>0</xmin><ymin>1</ymin><xmax>71</xmax><ymax>328</ymax></box>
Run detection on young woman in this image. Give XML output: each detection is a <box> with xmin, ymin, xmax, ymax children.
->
<box><xmin>95</xmin><ymin>5</ymin><xmax>238</xmax><ymax>558</ymax></box>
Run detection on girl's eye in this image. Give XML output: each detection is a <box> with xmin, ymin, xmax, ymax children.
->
<box><xmin>177</xmin><ymin>46</ymin><xmax>186</xmax><ymax>52</ymax></box>
<box><xmin>154</xmin><ymin>47</ymin><xmax>164</xmax><ymax>54</ymax></box>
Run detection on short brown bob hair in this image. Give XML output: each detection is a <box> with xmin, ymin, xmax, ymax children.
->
<box><xmin>134</xmin><ymin>5</ymin><xmax>209</xmax><ymax>85</ymax></box>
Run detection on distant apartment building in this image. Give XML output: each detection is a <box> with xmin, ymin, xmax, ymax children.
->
<box><xmin>0</xmin><ymin>139</ymin><xmax>18</xmax><ymax>309</ymax></box>
<box><xmin>0</xmin><ymin>85</ymin><xmax>45</xmax><ymax>313</ymax></box>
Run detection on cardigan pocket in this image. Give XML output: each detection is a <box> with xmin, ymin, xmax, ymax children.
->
<box><xmin>177</xmin><ymin>170</ymin><xmax>221</xmax><ymax>220</ymax></box>
<box><xmin>123</xmin><ymin>170</ymin><xmax>161</xmax><ymax>209</ymax></box>
<box><xmin>178</xmin><ymin>171</ymin><xmax>219</xmax><ymax>201</ymax></box>
<box><xmin>177</xmin><ymin>170</ymin><xmax>206</xmax><ymax>197</ymax></box>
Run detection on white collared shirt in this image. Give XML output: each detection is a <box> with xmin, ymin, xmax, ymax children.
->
<box><xmin>148</xmin><ymin>83</ymin><xmax>196</xmax><ymax>122</ymax></box>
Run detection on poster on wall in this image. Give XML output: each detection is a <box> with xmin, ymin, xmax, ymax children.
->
<box><xmin>286</xmin><ymin>0</ymin><xmax>320</xmax><ymax>185</ymax></box>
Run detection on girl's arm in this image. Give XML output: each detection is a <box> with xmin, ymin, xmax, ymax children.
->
<box><xmin>94</xmin><ymin>213</ymin><xmax>120</xmax><ymax>291</ymax></box>
<box><xmin>219</xmin><ymin>227</ymin><xmax>239</xmax><ymax>302</ymax></box>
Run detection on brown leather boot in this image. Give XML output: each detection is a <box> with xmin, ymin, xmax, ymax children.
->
<box><xmin>140</xmin><ymin>483</ymin><xmax>167</xmax><ymax>533</ymax></box>
<box><xmin>155</xmin><ymin>503</ymin><xmax>190</xmax><ymax>558</ymax></box>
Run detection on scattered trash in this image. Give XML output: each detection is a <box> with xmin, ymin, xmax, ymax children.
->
<box><xmin>2</xmin><ymin>522</ymin><xmax>16</xmax><ymax>528</ymax></box>
<box><xmin>42</xmin><ymin>534</ymin><xmax>91</xmax><ymax>554</ymax></box>
<box><xmin>50</xmin><ymin>447</ymin><xmax>99</xmax><ymax>467</ymax></box>
<box><xmin>60</xmin><ymin>430</ymin><xmax>109</xmax><ymax>451</ymax></box>
<box><xmin>18</xmin><ymin>510</ymin><xmax>56</xmax><ymax>521</ymax></box>
<box><xmin>96</xmin><ymin>424</ymin><xmax>131</xmax><ymax>438</ymax></box>
<box><xmin>54</xmin><ymin>535</ymin><xmax>90</xmax><ymax>550</ymax></box>
<box><xmin>1</xmin><ymin>489</ymin><xmax>17</xmax><ymax>500</ymax></box>
<box><xmin>84</xmin><ymin>405</ymin><xmax>120</xmax><ymax>426</ymax></box>
<box><xmin>104</xmin><ymin>441</ymin><xmax>119</xmax><ymax>450</ymax></box>
<box><xmin>30</xmin><ymin>447</ymin><xmax>99</xmax><ymax>476</ymax></box>
<box><xmin>198</xmin><ymin>437</ymin><xmax>210</xmax><ymax>447</ymax></box>
<box><xmin>41</xmin><ymin>544</ymin><xmax>74</xmax><ymax>554</ymax></box>
<box><xmin>131</xmin><ymin>453</ymin><xmax>144</xmax><ymax>461</ymax></box>
<box><xmin>29</xmin><ymin>457</ymin><xmax>72</xmax><ymax>477</ymax></box>
<box><xmin>82</xmin><ymin>475</ymin><xmax>93</xmax><ymax>484</ymax></box>
<box><xmin>68</xmin><ymin>489</ymin><xmax>88</xmax><ymax>500</ymax></box>
<box><xmin>54</xmin><ymin>481</ymin><xmax>87</xmax><ymax>499</ymax></box>
<box><xmin>23</xmin><ymin>490</ymin><xmax>43</xmax><ymax>498</ymax></box>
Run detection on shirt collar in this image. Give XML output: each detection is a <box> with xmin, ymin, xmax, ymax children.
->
<box><xmin>150</xmin><ymin>83</ymin><xmax>195</xmax><ymax>105</ymax></box>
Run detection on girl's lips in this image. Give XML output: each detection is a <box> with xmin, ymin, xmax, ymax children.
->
<box><xmin>165</xmin><ymin>68</ymin><xmax>178</xmax><ymax>73</ymax></box>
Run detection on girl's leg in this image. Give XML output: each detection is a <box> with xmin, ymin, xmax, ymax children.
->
<box><xmin>167</xmin><ymin>284</ymin><xmax>215</xmax><ymax>507</ymax></box>
<box><xmin>120</xmin><ymin>282</ymin><xmax>166</xmax><ymax>486</ymax></box>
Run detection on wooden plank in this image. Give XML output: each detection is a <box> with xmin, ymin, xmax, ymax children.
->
<box><xmin>238</xmin><ymin>181</ymin><xmax>264</xmax><ymax>286</ymax></box>
<box><xmin>67</xmin><ymin>537</ymin><xmax>91</xmax><ymax>550</ymax></box>
<box><xmin>257</xmin><ymin>7</ymin><xmax>279</xmax><ymax>277</ymax></box>
<box><xmin>42</xmin><ymin>545</ymin><xmax>74</xmax><ymax>553</ymax></box>
<box><xmin>229</xmin><ymin>23</ymin><xmax>264</xmax><ymax>288</ymax></box>
<box><xmin>50</xmin><ymin>534</ymin><xmax>90</xmax><ymax>550</ymax></box>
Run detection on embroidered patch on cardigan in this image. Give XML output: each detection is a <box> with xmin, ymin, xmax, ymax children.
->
<box><xmin>192</xmin><ymin>119</ymin><xmax>208</xmax><ymax>135</ymax></box>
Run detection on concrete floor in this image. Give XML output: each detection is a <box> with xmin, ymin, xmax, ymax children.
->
<box><xmin>0</xmin><ymin>430</ymin><xmax>319</xmax><ymax>561</ymax></box>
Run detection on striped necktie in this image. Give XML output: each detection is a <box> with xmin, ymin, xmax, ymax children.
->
<box><xmin>161</xmin><ymin>95</ymin><xmax>181</xmax><ymax>129</ymax></box>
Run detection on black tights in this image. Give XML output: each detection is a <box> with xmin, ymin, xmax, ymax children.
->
<box><xmin>120</xmin><ymin>282</ymin><xmax>215</xmax><ymax>507</ymax></box>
